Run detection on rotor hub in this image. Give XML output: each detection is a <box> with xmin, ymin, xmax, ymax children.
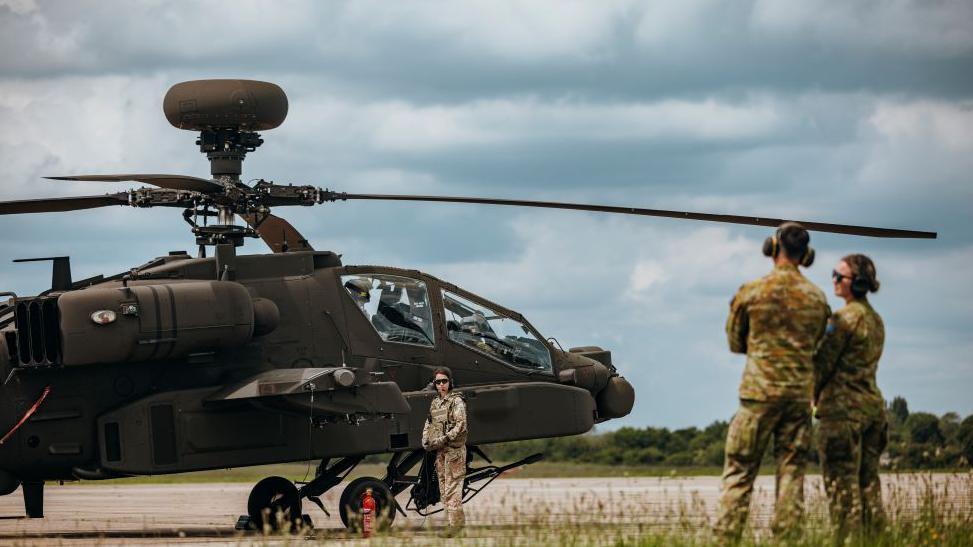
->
<box><xmin>197</xmin><ymin>128</ymin><xmax>264</xmax><ymax>177</ymax></box>
<box><xmin>179</xmin><ymin>203</ymin><xmax>258</xmax><ymax>249</ymax></box>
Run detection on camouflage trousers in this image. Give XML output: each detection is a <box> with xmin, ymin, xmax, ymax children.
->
<box><xmin>435</xmin><ymin>444</ymin><xmax>466</xmax><ymax>528</ymax></box>
<box><xmin>715</xmin><ymin>399</ymin><xmax>812</xmax><ymax>541</ymax></box>
<box><xmin>817</xmin><ymin>415</ymin><xmax>888</xmax><ymax>541</ymax></box>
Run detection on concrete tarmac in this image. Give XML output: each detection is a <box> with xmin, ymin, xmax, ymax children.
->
<box><xmin>0</xmin><ymin>474</ymin><xmax>969</xmax><ymax>545</ymax></box>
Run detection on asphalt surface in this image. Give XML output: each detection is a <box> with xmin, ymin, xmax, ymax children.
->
<box><xmin>0</xmin><ymin>474</ymin><xmax>969</xmax><ymax>545</ymax></box>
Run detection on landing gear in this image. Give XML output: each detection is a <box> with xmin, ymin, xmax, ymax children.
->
<box><xmin>23</xmin><ymin>480</ymin><xmax>43</xmax><ymax>518</ymax></box>
<box><xmin>343</xmin><ymin>448</ymin><xmax>428</xmax><ymax>529</ymax></box>
<box><xmin>338</xmin><ymin>476</ymin><xmax>396</xmax><ymax>530</ymax></box>
<box><xmin>239</xmin><ymin>448</ymin><xmax>543</xmax><ymax>533</ymax></box>
<box><xmin>247</xmin><ymin>476</ymin><xmax>302</xmax><ymax>531</ymax></box>
<box><xmin>401</xmin><ymin>448</ymin><xmax>545</xmax><ymax>518</ymax></box>
<box><xmin>296</xmin><ymin>455</ymin><xmax>363</xmax><ymax>516</ymax></box>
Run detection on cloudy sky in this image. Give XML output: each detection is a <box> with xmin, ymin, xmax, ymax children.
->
<box><xmin>1</xmin><ymin>0</ymin><xmax>971</xmax><ymax>428</ymax></box>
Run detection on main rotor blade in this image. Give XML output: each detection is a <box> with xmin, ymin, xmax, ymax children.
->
<box><xmin>0</xmin><ymin>193</ymin><xmax>130</xmax><ymax>215</ymax></box>
<box><xmin>332</xmin><ymin>193</ymin><xmax>937</xmax><ymax>239</ymax></box>
<box><xmin>239</xmin><ymin>213</ymin><xmax>314</xmax><ymax>253</ymax></box>
<box><xmin>47</xmin><ymin>174</ymin><xmax>221</xmax><ymax>193</ymax></box>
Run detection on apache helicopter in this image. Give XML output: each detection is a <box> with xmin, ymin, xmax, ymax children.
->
<box><xmin>0</xmin><ymin>80</ymin><xmax>935</xmax><ymax>531</ymax></box>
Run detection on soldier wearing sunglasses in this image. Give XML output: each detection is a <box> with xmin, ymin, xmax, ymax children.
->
<box><xmin>421</xmin><ymin>368</ymin><xmax>467</xmax><ymax>532</ymax></box>
<box><xmin>814</xmin><ymin>255</ymin><xmax>886</xmax><ymax>541</ymax></box>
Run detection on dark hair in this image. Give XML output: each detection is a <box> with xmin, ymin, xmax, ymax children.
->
<box><xmin>432</xmin><ymin>367</ymin><xmax>452</xmax><ymax>389</ymax></box>
<box><xmin>842</xmin><ymin>254</ymin><xmax>880</xmax><ymax>297</ymax></box>
<box><xmin>778</xmin><ymin>222</ymin><xmax>810</xmax><ymax>262</ymax></box>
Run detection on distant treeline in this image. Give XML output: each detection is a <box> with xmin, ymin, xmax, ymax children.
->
<box><xmin>485</xmin><ymin>397</ymin><xmax>973</xmax><ymax>470</ymax></box>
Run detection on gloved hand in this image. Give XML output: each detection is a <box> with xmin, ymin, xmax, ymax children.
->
<box><xmin>422</xmin><ymin>436</ymin><xmax>439</xmax><ymax>451</ymax></box>
<box><xmin>428</xmin><ymin>436</ymin><xmax>446</xmax><ymax>451</ymax></box>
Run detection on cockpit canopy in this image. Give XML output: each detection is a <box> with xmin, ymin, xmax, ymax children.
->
<box><xmin>341</xmin><ymin>273</ymin><xmax>436</xmax><ymax>347</ymax></box>
<box><xmin>340</xmin><ymin>272</ymin><xmax>552</xmax><ymax>374</ymax></box>
<box><xmin>442</xmin><ymin>290</ymin><xmax>552</xmax><ymax>372</ymax></box>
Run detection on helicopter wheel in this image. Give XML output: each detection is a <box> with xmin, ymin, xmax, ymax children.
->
<box><xmin>338</xmin><ymin>476</ymin><xmax>396</xmax><ymax>531</ymax></box>
<box><xmin>247</xmin><ymin>476</ymin><xmax>303</xmax><ymax>532</ymax></box>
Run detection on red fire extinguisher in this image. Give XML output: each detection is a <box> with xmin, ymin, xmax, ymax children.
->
<box><xmin>361</xmin><ymin>487</ymin><xmax>376</xmax><ymax>538</ymax></box>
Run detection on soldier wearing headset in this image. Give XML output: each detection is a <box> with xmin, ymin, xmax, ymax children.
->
<box><xmin>715</xmin><ymin>222</ymin><xmax>830</xmax><ymax>541</ymax></box>
<box><xmin>814</xmin><ymin>254</ymin><xmax>887</xmax><ymax>541</ymax></box>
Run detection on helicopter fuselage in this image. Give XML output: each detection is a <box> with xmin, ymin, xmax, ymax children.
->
<box><xmin>0</xmin><ymin>248</ymin><xmax>633</xmax><ymax>488</ymax></box>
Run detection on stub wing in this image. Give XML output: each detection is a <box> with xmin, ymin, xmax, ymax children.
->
<box><xmin>207</xmin><ymin>367</ymin><xmax>410</xmax><ymax>415</ymax></box>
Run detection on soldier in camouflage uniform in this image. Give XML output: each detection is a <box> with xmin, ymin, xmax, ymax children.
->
<box><xmin>814</xmin><ymin>254</ymin><xmax>887</xmax><ymax>541</ymax></box>
<box><xmin>421</xmin><ymin>367</ymin><xmax>468</xmax><ymax>530</ymax></box>
<box><xmin>715</xmin><ymin>223</ymin><xmax>830</xmax><ymax>541</ymax></box>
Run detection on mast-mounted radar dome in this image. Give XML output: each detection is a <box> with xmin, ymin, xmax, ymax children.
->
<box><xmin>163</xmin><ymin>80</ymin><xmax>287</xmax><ymax>178</ymax></box>
<box><xmin>163</xmin><ymin>79</ymin><xmax>288</xmax><ymax>131</ymax></box>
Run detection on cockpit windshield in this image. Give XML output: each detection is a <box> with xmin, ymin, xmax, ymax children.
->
<box><xmin>442</xmin><ymin>290</ymin><xmax>552</xmax><ymax>373</ymax></box>
<box><xmin>342</xmin><ymin>274</ymin><xmax>435</xmax><ymax>347</ymax></box>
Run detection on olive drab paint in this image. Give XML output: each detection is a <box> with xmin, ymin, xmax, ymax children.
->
<box><xmin>0</xmin><ymin>247</ymin><xmax>629</xmax><ymax>522</ymax></box>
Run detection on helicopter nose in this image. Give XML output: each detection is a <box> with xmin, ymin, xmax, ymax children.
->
<box><xmin>596</xmin><ymin>376</ymin><xmax>635</xmax><ymax>420</ymax></box>
<box><xmin>557</xmin><ymin>347</ymin><xmax>611</xmax><ymax>392</ymax></box>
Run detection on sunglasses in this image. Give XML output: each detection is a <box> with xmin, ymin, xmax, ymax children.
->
<box><xmin>832</xmin><ymin>270</ymin><xmax>850</xmax><ymax>283</ymax></box>
<box><xmin>434</xmin><ymin>378</ymin><xmax>449</xmax><ymax>385</ymax></box>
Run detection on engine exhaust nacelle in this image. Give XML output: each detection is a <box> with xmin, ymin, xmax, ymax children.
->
<box><xmin>57</xmin><ymin>281</ymin><xmax>276</xmax><ymax>366</ymax></box>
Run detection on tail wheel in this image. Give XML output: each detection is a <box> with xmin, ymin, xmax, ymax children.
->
<box><xmin>247</xmin><ymin>476</ymin><xmax>302</xmax><ymax>532</ymax></box>
<box><xmin>338</xmin><ymin>476</ymin><xmax>396</xmax><ymax>531</ymax></box>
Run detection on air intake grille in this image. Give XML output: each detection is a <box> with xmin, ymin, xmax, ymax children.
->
<box><xmin>13</xmin><ymin>297</ymin><xmax>61</xmax><ymax>367</ymax></box>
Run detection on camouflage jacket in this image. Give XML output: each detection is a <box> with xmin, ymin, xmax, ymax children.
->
<box><xmin>421</xmin><ymin>391</ymin><xmax>467</xmax><ymax>450</ymax></box>
<box><xmin>727</xmin><ymin>263</ymin><xmax>830</xmax><ymax>402</ymax></box>
<box><xmin>814</xmin><ymin>299</ymin><xmax>885</xmax><ymax>422</ymax></box>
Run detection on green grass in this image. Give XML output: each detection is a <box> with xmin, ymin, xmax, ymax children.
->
<box><xmin>84</xmin><ymin>462</ymin><xmax>725</xmax><ymax>485</ymax></box>
<box><xmin>70</xmin><ymin>464</ymin><xmax>973</xmax><ymax>545</ymax></box>
<box><xmin>82</xmin><ymin>461</ymin><xmax>966</xmax><ymax>485</ymax></box>
<box><xmin>493</xmin><ymin>462</ymin><xmax>725</xmax><ymax>478</ymax></box>
<box><xmin>266</xmin><ymin>472</ymin><xmax>973</xmax><ymax>546</ymax></box>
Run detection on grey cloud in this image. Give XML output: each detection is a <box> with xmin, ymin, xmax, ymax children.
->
<box><xmin>2</xmin><ymin>2</ymin><xmax>971</xmax><ymax>102</ymax></box>
<box><xmin>1</xmin><ymin>1</ymin><xmax>970</xmax><ymax>427</ymax></box>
